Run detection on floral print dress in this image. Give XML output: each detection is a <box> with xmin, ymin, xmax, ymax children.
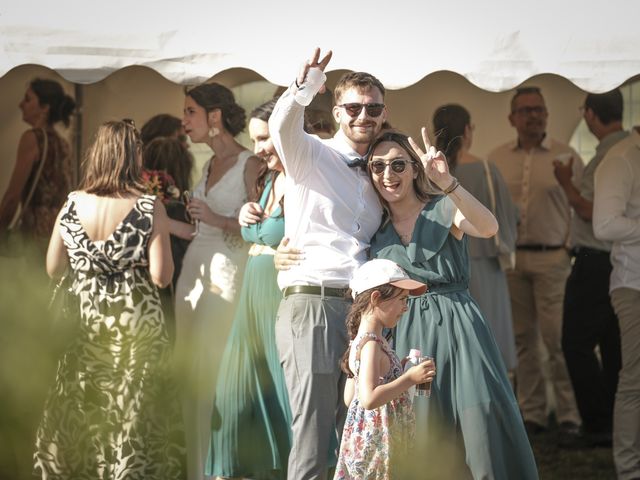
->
<box><xmin>334</xmin><ymin>332</ymin><xmax>415</xmax><ymax>480</ymax></box>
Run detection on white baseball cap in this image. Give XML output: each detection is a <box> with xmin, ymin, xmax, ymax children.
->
<box><xmin>350</xmin><ymin>259</ymin><xmax>427</xmax><ymax>299</ymax></box>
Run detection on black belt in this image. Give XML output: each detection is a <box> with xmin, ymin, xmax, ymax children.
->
<box><xmin>283</xmin><ymin>285</ymin><xmax>349</xmax><ymax>298</ymax></box>
<box><xmin>517</xmin><ymin>245</ymin><xmax>564</xmax><ymax>251</ymax></box>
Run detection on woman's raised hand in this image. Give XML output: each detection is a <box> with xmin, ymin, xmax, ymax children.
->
<box><xmin>408</xmin><ymin>127</ymin><xmax>453</xmax><ymax>191</ymax></box>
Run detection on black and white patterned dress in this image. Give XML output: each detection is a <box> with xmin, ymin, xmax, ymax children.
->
<box><xmin>34</xmin><ymin>192</ymin><xmax>185</xmax><ymax>479</ymax></box>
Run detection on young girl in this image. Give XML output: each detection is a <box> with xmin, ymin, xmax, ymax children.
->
<box><xmin>334</xmin><ymin>258</ymin><xmax>434</xmax><ymax>480</ymax></box>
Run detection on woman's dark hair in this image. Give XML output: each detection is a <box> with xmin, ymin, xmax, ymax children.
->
<box><xmin>140</xmin><ymin>114</ymin><xmax>183</xmax><ymax>145</ymax></box>
<box><xmin>340</xmin><ymin>284</ymin><xmax>404</xmax><ymax>378</ymax></box>
<box><xmin>366</xmin><ymin>131</ymin><xmax>434</xmax><ymax>221</ymax></box>
<box><xmin>250</xmin><ymin>99</ymin><xmax>280</xmax><ymax>205</ymax></box>
<box><xmin>80</xmin><ymin>120</ymin><xmax>145</xmax><ymax>196</ymax></box>
<box><xmin>246</xmin><ymin>98</ymin><xmax>285</xmax><ymax>216</ymax></box>
<box><xmin>432</xmin><ymin>104</ymin><xmax>471</xmax><ymax>171</ymax></box>
<box><xmin>185</xmin><ymin>83</ymin><xmax>246</xmax><ymax>136</ymax></box>
<box><xmin>250</xmin><ymin>98</ymin><xmax>277</xmax><ymax>123</ymax></box>
<box><xmin>142</xmin><ymin>137</ymin><xmax>193</xmax><ymax>193</ymax></box>
<box><xmin>30</xmin><ymin>78</ymin><xmax>75</xmax><ymax>128</ymax></box>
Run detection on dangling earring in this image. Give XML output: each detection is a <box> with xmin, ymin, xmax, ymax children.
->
<box><xmin>208</xmin><ymin>127</ymin><xmax>220</xmax><ymax>138</ymax></box>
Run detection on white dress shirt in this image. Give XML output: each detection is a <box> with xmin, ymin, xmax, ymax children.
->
<box><xmin>594</xmin><ymin>127</ymin><xmax>640</xmax><ymax>292</ymax></box>
<box><xmin>269</xmin><ymin>87</ymin><xmax>382</xmax><ymax>290</ymax></box>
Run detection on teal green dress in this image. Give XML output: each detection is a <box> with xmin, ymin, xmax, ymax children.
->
<box><xmin>370</xmin><ymin>195</ymin><xmax>538</xmax><ymax>480</ymax></box>
<box><xmin>206</xmin><ymin>175</ymin><xmax>291</xmax><ymax>479</ymax></box>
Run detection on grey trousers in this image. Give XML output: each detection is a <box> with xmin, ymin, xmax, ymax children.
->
<box><xmin>275</xmin><ymin>292</ymin><xmax>350</xmax><ymax>480</ymax></box>
<box><xmin>611</xmin><ymin>288</ymin><xmax>640</xmax><ymax>480</ymax></box>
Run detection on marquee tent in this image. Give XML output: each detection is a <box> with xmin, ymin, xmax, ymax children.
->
<box><xmin>2</xmin><ymin>0</ymin><xmax>639</xmax><ymax>91</ymax></box>
<box><xmin>2</xmin><ymin>0</ymin><xmax>640</xmax><ymax>191</ymax></box>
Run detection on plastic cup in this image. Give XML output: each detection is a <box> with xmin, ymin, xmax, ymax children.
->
<box><xmin>416</xmin><ymin>355</ymin><xmax>434</xmax><ymax>397</ymax></box>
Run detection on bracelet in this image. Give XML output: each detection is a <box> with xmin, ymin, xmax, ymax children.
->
<box><xmin>443</xmin><ymin>177</ymin><xmax>460</xmax><ymax>195</ymax></box>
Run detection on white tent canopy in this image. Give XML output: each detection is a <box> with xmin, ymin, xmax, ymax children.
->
<box><xmin>2</xmin><ymin>0</ymin><xmax>639</xmax><ymax>92</ymax></box>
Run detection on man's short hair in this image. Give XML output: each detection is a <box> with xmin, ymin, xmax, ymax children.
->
<box><xmin>510</xmin><ymin>86</ymin><xmax>543</xmax><ymax>112</ymax></box>
<box><xmin>334</xmin><ymin>72</ymin><xmax>385</xmax><ymax>104</ymax></box>
<box><xmin>585</xmin><ymin>89</ymin><xmax>623</xmax><ymax>125</ymax></box>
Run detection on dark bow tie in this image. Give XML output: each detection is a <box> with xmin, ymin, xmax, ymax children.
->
<box><xmin>346</xmin><ymin>157</ymin><xmax>367</xmax><ymax>170</ymax></box>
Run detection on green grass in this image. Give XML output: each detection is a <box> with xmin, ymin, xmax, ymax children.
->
<box><xmin>531</xmin><ymin>430</ymin><xmax>616</xmax><ymax>480</ymax></box>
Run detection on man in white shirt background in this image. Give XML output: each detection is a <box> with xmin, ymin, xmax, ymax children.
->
<box><xmin>554</xmin><ymin>90</ymin><xmax>626</xmax><ymax>448</ymax></box>
<box><xmin>489</xmin><ymin>86</ymin><xmax>582</xmax><ymax>436</ymax></box>
<box><xmin>594</xmin><ymin>125</ymin><xmax>640</xmax><ymax>480</ymax></box>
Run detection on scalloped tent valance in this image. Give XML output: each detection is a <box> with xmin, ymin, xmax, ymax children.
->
<box><xmin>2</xmin><ymin>0</ymin><xmax>639</xmax><ymax>92</ymax></box>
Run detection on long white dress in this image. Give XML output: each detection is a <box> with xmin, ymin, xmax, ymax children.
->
<box><xmin>175</xmin><ymin>151</ymin><xmax>252</xmax><ymax>480</ymax></box>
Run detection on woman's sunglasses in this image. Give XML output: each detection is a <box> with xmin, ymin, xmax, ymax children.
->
<box><xmin>369</xmin><ymin>159</ymin><xmax>413</xmax><ymax>175</ymax></box>
<box><xmin>339</xmin><ymin>103</ymin><xmax>385</xmax><ymax>118</ymax></box>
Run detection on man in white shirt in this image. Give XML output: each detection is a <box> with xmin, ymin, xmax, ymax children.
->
<box><xmin>555</xmin><ymin>90</ymin><xmax>626</xmax><ymax>448</ymax></box>
<box><xmin>268</xmin><ymin>49</ymin><xmax>385</xmax><ymax>480</ymax></box>
<box><xmin>488</xmin><ymin>86</ymin><xmax>582</xmax><ymax>435</ymax></box>
<box><xmin>594</xmin><ymin>126</ymin><xmax>640</xmax><ymax>480</ymax></box>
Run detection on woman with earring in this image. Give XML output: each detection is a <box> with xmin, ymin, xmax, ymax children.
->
<box><xmin>0</xmin><ymin>78</ymin><xmax>75</xmax><ymax>259</ymax></box>
<box><xmin>169</xmin><ymin>82</ymin><xmax>261</xmax><ymax>480</ymax></box>
<box><xmin>433</xmin><ymin>104</ymin><xmax>519</xmax><ymax>375</ymax></box>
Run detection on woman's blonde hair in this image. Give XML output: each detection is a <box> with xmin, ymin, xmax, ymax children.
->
<box><xmin>80</xmin><ymin>120</ymin><xmax>145</xmax><ymax>195</ymax></box>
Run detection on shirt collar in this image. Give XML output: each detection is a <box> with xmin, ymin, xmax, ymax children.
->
<box><xmin>596</xmin><ymin>130</ymin><xmax>629</xmax><ymax>155</ymax></box>
<box><xmin>510</xmin><ymin>133</ymin><xmax>550</xmax><ymax>151</ymax></box>
<box><xmin>326</xmin><ymin>129</ymin><xmax>365</xmax><ymax>163</ymax></box>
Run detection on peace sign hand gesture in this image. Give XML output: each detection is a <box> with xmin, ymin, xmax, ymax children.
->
<box><xmin>408</xmin><ymin>127</ymin><xmax>454</xmax><ymax>191</ymax></box>
<box><xmin>296</xmin><ymin>48</ymin><xmax>332</xmax><ymax>89</ymax></box>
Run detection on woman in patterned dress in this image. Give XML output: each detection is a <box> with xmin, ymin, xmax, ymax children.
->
<box><xmin>0</xmin><ymin>78</ymin><xmax>75</xmax><ymax>257</ymax></box>
<box><xmin>334</xmin><ymin>259</ymin><xmax>432</xmax><ymax>480</ymax></box>
<box><xmin>34</xmin><ymin>120</ymin><xmax>185</xmax><ymax>479</ymax></box>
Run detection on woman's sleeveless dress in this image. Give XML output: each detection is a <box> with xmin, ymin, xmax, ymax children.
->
<box><xmin>370</xmin><ymin>195</ymin><xmax>538</xmax><ymax>480</ymax></box>
<box><xmin>20</xmin><ymin>128</ymin><xmax>72</xmax><ymax>253</ymax></box>
<box><xmin>207</xmin><ymin>174</ymin><xmax>292</xmax><ymax>479</ymax></box>
<box><xmin>334</xmin><ymin>332</ymin><xmax>415</xmax><ymax>480</ymax></box>
<box><xmin>174</xmin><ymin>151</ymin><xmax>252</xmax><ymax>480</ymax></box>
<box><xmin>455</xmin><ymin>161</ymin><xmax>518</xmax><ymax>370</ymax></box>
<box><xmin>33</xmin><ymin>192</ymin><xmax>185</xmax><ymax>479</ymax></box>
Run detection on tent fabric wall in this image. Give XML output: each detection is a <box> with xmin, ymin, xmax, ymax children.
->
<box><xmin>2</xmin><ymin>0</ymin><xmax>639</xmax><ymax>92</ymax></box>
<box><xmin>3</xmin><ymin>0</ymin><xmax>639</xmax><ymax>196</ymax></box>
<box><xmin>1</xmin><ymin>65</ymin><xmax>588</xmax><ymax>201</ymax></box>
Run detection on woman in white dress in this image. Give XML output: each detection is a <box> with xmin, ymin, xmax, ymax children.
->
<box><xmin>170</xmin><ymin>83</ymin><xmax>261</xmax><ymax>480</ymax></box>
<box><xmin>433</xmin><ymin>104</ymin><xmax>519</xmax><ymax>373</ymax></box>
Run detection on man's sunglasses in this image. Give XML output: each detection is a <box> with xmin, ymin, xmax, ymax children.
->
<box><xmin>339</xmin><ymin>103</ymin><xmax>385</xmax><ymax>118</ymax></box>
<box><xmin>369</xmin><ymin>159</ymin><xmax>413</xmax><ymax>175</ymax></box>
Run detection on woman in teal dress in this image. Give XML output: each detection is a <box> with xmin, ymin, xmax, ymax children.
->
<box><xmin>206</xmin><ymin>99</ymin><xmax>291</xmax><ymax>479</ymax></box>
<box><xmin>367</xmin><ymin>131</ymin><xmax>538</xmax><ymax>480</ymax></box>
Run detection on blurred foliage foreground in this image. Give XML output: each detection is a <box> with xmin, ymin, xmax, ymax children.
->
<box><xmin>0</xmin><ymin>256</ymin><xmax>61</xmax><ymax>479</ymax></box>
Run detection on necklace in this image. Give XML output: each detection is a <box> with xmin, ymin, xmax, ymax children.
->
<box><xmin>392</xmin><ymin>201</ymin><xmax>426</xmax><ymax>246</ymax></box>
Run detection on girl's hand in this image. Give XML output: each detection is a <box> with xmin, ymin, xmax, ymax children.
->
<box><xmin>405</xmin><ymin>358</ymin><xmax>436</xmax><ymax>385</ymax></box>
<box><xmin>187</xmin><ymin>198</ymin><xmax>215</xmax><ymax>225</ymax></box>
<box><xmin>409</xmin><ymin>127</ymin><xmax>454</xmax><ymax>191</ymax></box>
